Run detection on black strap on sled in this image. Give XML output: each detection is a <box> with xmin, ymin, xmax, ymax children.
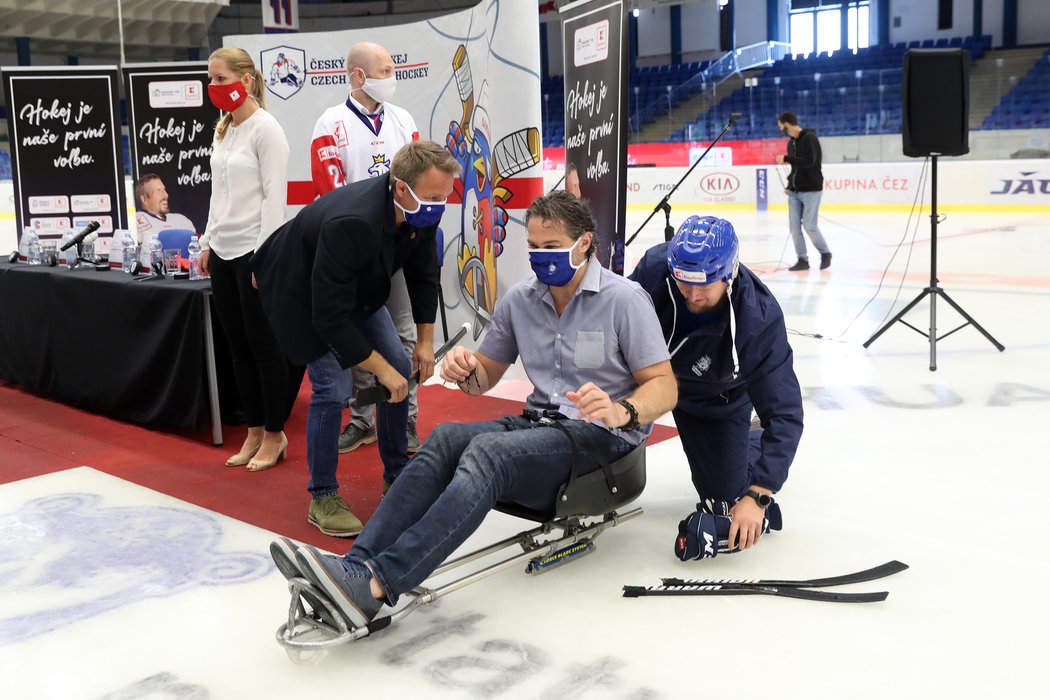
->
<box><xmin>501</xmin><ymin>409</ymin><xmax>620</xmax><ymax>500</ymax></box>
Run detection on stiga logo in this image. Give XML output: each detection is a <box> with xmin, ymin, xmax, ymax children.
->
<box><xmin>262</xmin><ymin>46</ymin><xmax>306</xmax><ymax>101</ymax></box>
<box><xmin>698</xmin><ymin>173</ymin><xmax>740</xmax><ymax>196</ymax></box>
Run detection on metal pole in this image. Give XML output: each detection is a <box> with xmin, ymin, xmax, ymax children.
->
<box><xmin>116</xmin><ymin>0</ymin><xmax>126</xmax><ymax>65</ymax></box>
<box><xmin>202</xmin><ymin>291</ymin><xmax>224</xmax><ymax>446</ymax></box>
<box><xmin>929</xmin><ymin>155</ymin><xmax>938</xmax><ymax>371</ymax></box>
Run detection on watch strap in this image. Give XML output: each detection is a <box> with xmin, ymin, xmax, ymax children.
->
<box><xmin>745</xmin><ymin>489</ymin><xmax>773</xmax><ymax>508</ymax></box>
<box><xmin>617</xmin><ymin>399</ymin><xmax>640</xmax><ymax>430</ymax></box>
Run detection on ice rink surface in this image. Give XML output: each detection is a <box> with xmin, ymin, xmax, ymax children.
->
<box><xmin>2</xmin><ymin>207</ymin><xmax>1048</xmax><ymax>699</ymax></box>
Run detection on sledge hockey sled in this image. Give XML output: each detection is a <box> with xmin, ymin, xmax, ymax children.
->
<box><xmin>275</xmin><ymin>440</ymin><xmax>647</xmax><ymax>660</ymax></box>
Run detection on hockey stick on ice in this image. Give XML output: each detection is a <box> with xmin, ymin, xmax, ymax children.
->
<box><xmin>622</xmin><ymin>584</ymin><xmax>889</xmax><ymax>603</ymax></box>
<box><xmin>660</xmin><ymin>560</ymin><xmax>909</xmax><ymax>590</ymax></box>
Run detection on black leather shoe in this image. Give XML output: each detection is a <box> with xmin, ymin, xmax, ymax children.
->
<box><xmin>820</xmin><ymin>252</ymin><xmax>832</xmax><ymax>270</ymax></box>
<box><xmin>788</xmin><ymin>258</ymin><xmax>810</xmax><ymax>271</ymax></box>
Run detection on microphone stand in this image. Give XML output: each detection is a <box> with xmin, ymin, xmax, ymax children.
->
<box><xmin>625</xmin><ymin>113</ymin><xmax>741</xmax><ymax>247</ymax></box>
<box><xmin>70</xmin><ymin>240</ymin><xmax>94</xmax><ymax>270</ymax></box>
<box><xmin>62</xmin><ymin>221</ymin><xmax>101</xmax><ymax>270</ymax></box>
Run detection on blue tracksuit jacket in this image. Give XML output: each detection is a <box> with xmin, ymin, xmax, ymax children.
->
<box><xmin>629</xmin><ymin>245</ymin><xmax>803</xmax><ymax>491</ymax></box>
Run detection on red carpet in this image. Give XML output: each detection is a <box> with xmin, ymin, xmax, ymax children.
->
<box><xmin>0</xmin><ymin>380</ymin><xmax>677</xmax><ymax>549</ymax></box>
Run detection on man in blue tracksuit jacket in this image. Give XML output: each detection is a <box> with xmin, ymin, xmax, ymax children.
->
<box><xmin>629</xmin><ymin>215</ymin><xmax>803</xmax><ymax>555</ymax></box>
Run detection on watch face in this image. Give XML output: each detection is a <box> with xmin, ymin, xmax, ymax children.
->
<box><xmin>748</xmin><ymin>490</ymin><xmax>772</xmax><ymax>507</ymax></box>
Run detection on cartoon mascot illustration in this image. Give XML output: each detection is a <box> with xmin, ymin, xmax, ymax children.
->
<box><xmin>445</xmin><ymin>44</ymin><xmax>541</xmax><ymax>339</ymax></box>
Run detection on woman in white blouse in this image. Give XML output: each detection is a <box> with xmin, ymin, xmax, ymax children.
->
<box><xmin>199</xmin><ymin>47</ymin><xmax>291</xmax><ymax>472</ymax></box>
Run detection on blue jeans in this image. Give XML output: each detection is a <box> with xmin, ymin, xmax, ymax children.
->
<box><xmin>305</xmin><ymin>307</ymin><xmax>411</xmax><ymax>497</ymax></box>
<box><xmin>347</xmin><ymin>418</ymin><xmax>633</xmax><ymax>602</ymax></box>
<box><xmin>788</xmin><ymin>190</ymin><xmax>830</xmax><ymax>259</ymax></box>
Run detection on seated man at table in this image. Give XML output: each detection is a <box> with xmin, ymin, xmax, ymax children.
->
<box><xmin>271</xmin><ymin>190</ymin><xmax>677</xmax><ymax>628</ymax></box>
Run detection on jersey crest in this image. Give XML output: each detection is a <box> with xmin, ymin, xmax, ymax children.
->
<box><xmin>368</xmin><ymin>154</ymin><xmax>391</xmax><ymax>177</ymax></box>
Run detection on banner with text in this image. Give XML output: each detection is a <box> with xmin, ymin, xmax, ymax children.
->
<box><xmin>122</xmin><ymin>62</ymin><xmax>219</xmax><ymax>238</ymax></box>
<box><xmin>229</xmin><ymin>0</ymin><xmax>543</xmax><ymax>344</ymax></box>
<box><xmin>262</xmin><ymin>0</ymin><xmax>300</xmax><ymax>32</ymax></box>
<box><xmin>2</xmin><ymin>66</ymin><xmax>127</xmax><ymax>247</ymax></box>
<box><xmin>561</xmin><ymin>0</ymin><xmax>628</xmax><ymax>273</ymax></box>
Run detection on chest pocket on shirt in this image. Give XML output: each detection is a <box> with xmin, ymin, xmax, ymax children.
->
<box><xmin>574</xmin><ymin>331</ymin><xmax>605</xmax><ymax>369</ymax></box>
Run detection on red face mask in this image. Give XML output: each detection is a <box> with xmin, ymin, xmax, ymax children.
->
<box><xmin>208</xmin><ymin>80</ymin><xmax>248</xmax><ymax>112</ymax></box>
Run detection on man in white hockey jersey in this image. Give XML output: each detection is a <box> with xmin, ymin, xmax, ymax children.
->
<box><xmin>134</xmin><ymin>173</ymin><xmax>196</xmax><ymax>236</ymax></box>
<box><xmin>310</xmin><ymin>41</ymin><xmax>427</xmax><ymax>460</ymax></box>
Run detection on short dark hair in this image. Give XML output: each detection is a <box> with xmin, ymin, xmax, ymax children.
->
<box><xmin>525</xmin><ymin>189</ymin><xmax>599</xmax><ymax>259</ymax></box>
<box><xmin>134</xmin><ymin>173</ymin><xmax>161</xmax><ymax>207</ymax></box>
<box><xmin>778</xmin><ymin>111</ymin><xmax>799</xmax><ymax>126</ymax></box>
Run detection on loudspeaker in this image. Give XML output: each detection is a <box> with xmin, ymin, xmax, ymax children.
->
<box><xmin>902</xmin><ymin>48</ymin><xmax>970</xmax><ymax>157</ymax></box>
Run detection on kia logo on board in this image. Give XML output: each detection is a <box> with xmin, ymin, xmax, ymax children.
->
<box><xmin>699</xmin><ymin>173</ymin><xmax>740</xmax><ymax>195</ymax></box>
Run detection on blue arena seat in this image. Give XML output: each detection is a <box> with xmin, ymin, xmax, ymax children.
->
<box><xmin>157</xmin><ymin>229</ymin><xmax>194</xmax><ymax>257</ymax></box>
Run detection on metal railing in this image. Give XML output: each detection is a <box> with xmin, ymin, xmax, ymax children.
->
<box><xmin>630</xmin><ymin>42</ymin><xmax>792</xmax><ymax>135</ymax></box>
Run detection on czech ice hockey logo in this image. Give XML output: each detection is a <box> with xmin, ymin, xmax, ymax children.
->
<box><xmin>692</xmin><ymin>355</ymin><xmax>712</xmax><ymax>377</ymax></box>
<box><xmin>368</xmin><ymin>154</ymin><xmax>391</xmax><ymax>177</ymax></box>
<box><xmin>262</xmin><ymin>46</ymin><xmax>306</xmax><ymax>101</ymax></box>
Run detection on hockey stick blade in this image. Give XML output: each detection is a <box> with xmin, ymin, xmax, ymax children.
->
<box><xmin>623</xmin><ymin>584</ymin><xmax>889</xmax><ymax>603</ymax></box>
<box><xmin>350</xmin><ymin>323</ymin><xmax>470</xmax><ymax>408</ymax></box>
<box><xmin>661</xmin><ymin>560</ymin><xmax>908</xmax><ymax>590</ymax></box>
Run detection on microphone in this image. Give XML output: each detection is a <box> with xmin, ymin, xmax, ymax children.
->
<box><xmin>728</xmin><ymin>113</ymin><xmax>742</xmax><ymax>126</ymax></box>
<box><xmin>60</xmin><ymin>221</ymin><xmax>101</xmax><ymax>251</ymax></box>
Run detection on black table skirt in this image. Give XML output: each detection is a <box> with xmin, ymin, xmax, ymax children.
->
<box><xmin>0</xmin><ymin>263</ymin><xmax>243</xmax><ymax>432</ymax></box>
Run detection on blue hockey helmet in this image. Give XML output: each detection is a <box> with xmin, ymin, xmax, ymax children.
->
<box><xmin>667</xmin><ymin>215</ymin><xmax>739</xmax><ymax>285</ymax></box>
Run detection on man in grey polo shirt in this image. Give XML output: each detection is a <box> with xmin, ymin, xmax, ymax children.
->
<box><xmin>272</xmin><ymin>190</ymin><xmax>677</xmax><ymax>628</ymax></box>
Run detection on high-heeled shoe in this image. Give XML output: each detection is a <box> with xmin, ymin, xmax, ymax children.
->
<box><xmin>247</xmin><ymin>432</ymin><xmax>288</xmax><ymax>473</ymax></box>
<box><xmin>225</xmin><ymin>442</ymin><xmax>261</xmax><ymax>467</ymax></box>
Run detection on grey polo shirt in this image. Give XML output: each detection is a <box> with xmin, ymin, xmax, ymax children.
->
<box><xmin>478</xmin><ymin>259</ymin><xmax>671</xmax><ymax>445</ymax></box>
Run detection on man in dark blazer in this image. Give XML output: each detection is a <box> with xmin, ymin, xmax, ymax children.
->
<box><xmin>252</xmin><ymin>140</ymin><xmax>460</xmax><ymax>537</ymax></box>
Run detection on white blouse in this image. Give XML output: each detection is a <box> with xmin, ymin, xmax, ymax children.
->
<box><xmin>200</xmin><ymin>108</ymin><xmax>289</xmax><ymax>259</ymax></box>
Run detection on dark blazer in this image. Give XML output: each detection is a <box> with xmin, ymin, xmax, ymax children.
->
<box><xmin>251</xmin><ymin>174</ymin><xmax>439</xmax><ymax>368</ymax></box>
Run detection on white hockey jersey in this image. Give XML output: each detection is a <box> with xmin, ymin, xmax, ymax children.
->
<box><xmin>135</xmin><ymin>211</ymin><xmax>196</xmax><ymax>237</ymax></box>
<box><xmin>310</xmin><ymin>97</ymin><xmax>419</xmax><ymax>197</ymax></box>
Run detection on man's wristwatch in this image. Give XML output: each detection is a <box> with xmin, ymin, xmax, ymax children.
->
<box><xmin>616</xmin><ymin>399</ymin><xmax>640</xmax><ymax>431</ymax></box>
<box><xmin>745</xmin><ymin>489</ymin><xmax>774</xmax><ymax>508</ymax></box>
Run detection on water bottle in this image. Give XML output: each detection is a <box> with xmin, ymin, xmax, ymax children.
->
<box><xmin>60</xmin><ymin>230</ymin><xmax>76</xmax><ymax>267</ymax></box>
<box><xmin>26</xmin><ymin>230</ymin><xmax>42</xmax><ymax>265</ymax></box>
<box><xmin>109</xmin><ymin>229</ymin><xmax>124</xmax><ymax>266</ymax></box>
<box><xmin>19</xmin><ymin>227</ymin><xmax>33</xmax><ymax>262</ymax></box>
<box><xmin>187</xmin><ymin>235</ymin><xmax>202</xmax><ymax>280</ymax></box>
<box><xmin>122</xmin><ymin>230</ymin><xmax>139</xmax><ymax>274</ymax></box>
<box><xmin>148</xmin><ymin>233</ymin><xmax>164</xmax><ymax>276</ymax></box>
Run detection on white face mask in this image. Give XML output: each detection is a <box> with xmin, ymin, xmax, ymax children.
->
<box><xmin>361</xmin><ymin>75</ymin><xmax>396</xmax><ymax>104</ymax></box>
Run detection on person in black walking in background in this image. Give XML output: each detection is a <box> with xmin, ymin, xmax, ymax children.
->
<box><xmin>775</xmin><ymin>111</ymin><xmax>831</xmax><ymax>271</ymax></box>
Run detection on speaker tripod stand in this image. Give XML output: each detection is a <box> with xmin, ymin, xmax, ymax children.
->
<box><xmin>863</xmin><ymin>155</ymin><xmax>1004</xmax><ymax>370</ymax></box>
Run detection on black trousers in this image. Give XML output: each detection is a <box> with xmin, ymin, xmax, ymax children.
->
<box><xmin>208</xmin><ymin>250</ymin><xmax>289</xmax><ymax>432</ymax></box>
<box><xmin>672</xmin><ymin>405</ymin><xmax>761</xmax><ymax>503</ymax></box>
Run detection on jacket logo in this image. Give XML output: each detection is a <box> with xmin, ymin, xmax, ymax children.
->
<box><xmin>692</xmin><ymin>355</ymin><xmax>712</xmax><ymax>377</ymax></box>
